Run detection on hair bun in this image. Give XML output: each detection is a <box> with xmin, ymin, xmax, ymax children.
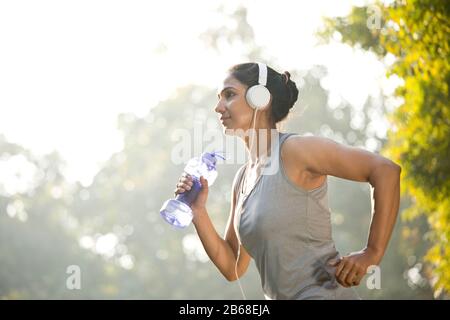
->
<box><xmin>275</xmin><ymin>70</ymin><xmax>298</xmax><ymax>113</ymax></box>
<box><xmin>286</xmin><ymin>78</ymin><xmax>299</xmax><ymax>109</ymax></box>
<box><xmin>282</xmin><ymin>71</ymin><xmax>291</xmax><ymax>84</ymax></box>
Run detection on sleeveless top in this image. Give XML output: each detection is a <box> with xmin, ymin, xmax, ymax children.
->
<box><xmin>234</xmin><ymin>132</ymin><xmax>360</xmax><ymax>300</ymax></box>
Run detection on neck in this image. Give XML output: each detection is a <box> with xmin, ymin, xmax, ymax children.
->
<box><xmin>243</xmin><ymin>127</ymin><xmax>277</xmax><ymax>165</ymax></box>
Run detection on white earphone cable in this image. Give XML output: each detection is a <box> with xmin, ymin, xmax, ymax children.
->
<box><xmin>234</xmin><ymin>245</ymin><xmax>247</xmax><ymax>300</ymax></box>
<box><xmin>234</xmin><ymin>108</ymin><xmax>258</xmax><ymax>300</ymax></box>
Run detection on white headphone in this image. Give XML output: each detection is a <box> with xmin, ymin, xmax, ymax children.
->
<box><xmin>245</xmin><ymin>62</ymin><xmax>271</xmax><ymax>110</ymax></box>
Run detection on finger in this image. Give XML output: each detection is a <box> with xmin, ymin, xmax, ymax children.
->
<box><xmin>182</xmin><ymin>172</ymin><xmax>190</xmax><ymax>178</ymax></box>
<box><xmin>327</xmin><ymin>258</ymin><xmax>340</xmax><ymax>267</ymax></box>
<box><xmin>179</xmin><ymin>181</ymin><xmax>191</xmax><ymax>191</ymax></box>
<box><xmin>355</xmin><ymin>266</ymin><xmax>366</xmax><ymax>285</ymax></box>
<box><xmin>183</xmin><ymin>185</ymin><xmax>191</xmax><ymax>191</ymax></box>
<box><xmin>337</xmin><ymin>278</ymin><xmax>350</xmax><ymax>288</ymax></box>
<box><xmin>181</xmin><ymin>176</ymin><xmax>193</xmax><ymax>183</ymax></box>
<box><xmin>337</xmin><ymin>262</ymin><xmax>353</xmax><ymax>286</ymax></box>
<box><xmin>335</xmin><ymin>258</ymin><xmax>346</xmax><ymax>278</ymax></box>
<box><xmin>347</xmin><ymin>270</ymin><xmax>362</xmax><ymax>286</ymax></box>
<box><xmin>174</xmin><ymin>187</ymin><xmax>185</xmax><ymax>195</ymax></box>
<box><xmin>334</xmin><ymin>260</ymin><xmax>350</xmax><ymax>288</ymax></box>
<box><xmin>345</xmin><ymin>265</ymin><xmax>359</xmax><ymax>287</ymax></box>
<box><xmin>335</xmin><ymin>274</ymin><xmax>349</xmax><ymax>288</ymax></box>
<box><xmin>177</xmin><ymin>182</ymin><xmax>192</xmax><ymax>189</ymax></box>
<box><xmin>356</xmin><ymin>265</ymin><xmax>367</xmax><ymax>283</ymax></box>
<box><xmin>352</xmin><ymin>273</ymin><xmax>363</xmax><ymax>286</ymax></box>
<box><xmin>200</xmin><ymin>176</ymin><xmax>208</xmax><ymax>188</ymax></box>
<box><xmin>180</xmin><ymin>178</ymin><xmax>193</xmax><ymax>187</ymax></box>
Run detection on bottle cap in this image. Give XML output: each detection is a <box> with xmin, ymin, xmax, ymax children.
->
<box><xmin>202</xmin><ymin>151</ymin><xmax>226</xmax><ymax>170</ymax></box>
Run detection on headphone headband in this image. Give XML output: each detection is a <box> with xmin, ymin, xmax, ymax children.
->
<box><xmin>257</xmin><ymin>62</ymin><xmax>267</xmax><ymax>86</ymax></box>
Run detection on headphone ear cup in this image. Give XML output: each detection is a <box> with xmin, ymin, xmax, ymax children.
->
<box><xmin>246</xmin><ymin>85</ymin><xmax>271</xmax><ymax>110</ymax></box>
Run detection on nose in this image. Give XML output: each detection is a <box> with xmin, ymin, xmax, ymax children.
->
<box><xmin>214</xmin><ymin>100</ymin><xmax>226</xmax><ymax>115</ymax></box>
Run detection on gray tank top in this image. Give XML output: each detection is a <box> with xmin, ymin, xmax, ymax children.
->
<box><xmin>234</xmin><ymin>132</ymin><xmax>360</xmax><ymax>300</ymax></box>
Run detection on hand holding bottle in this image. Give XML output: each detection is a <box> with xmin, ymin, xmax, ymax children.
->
<box><xmin>174</xmin><ymin>173</ymin><xmax>209</xmax><ymax>213</ymax></box>
<box><xmin>160</xmin><ymin>151</ymin><xmax>223</xmax><ymax>228</ymax></box>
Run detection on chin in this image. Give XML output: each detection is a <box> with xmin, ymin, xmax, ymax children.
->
<box><xmin>223</xmin><ymin>127</ymin><xmax>234</xmax><ymax>136</ymax></box>
<box><xmin>220</xmin><ymin>119</ymin><xmax>232</xmax><ymax>133</ymax></box>
<box><xmin>223</xmin><ymin>124</ymin><xmax>239</xmax><ymax>136</ymax></box>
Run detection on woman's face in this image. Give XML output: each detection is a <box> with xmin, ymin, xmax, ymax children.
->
<box><xmin>215</xmin><ymin>75</ymin><xmax>254</xmax><ymax>136</ymax></box>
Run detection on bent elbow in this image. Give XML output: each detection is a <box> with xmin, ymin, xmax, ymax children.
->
<box><xmin>369</xmin><ymin>160</ymin><xmax>401</xmax><ymax>186</ymax></box>
<box><xmin>385</xmin><ymin>160</ymin><xmax>402</xmax><ymax>175</ymax></box>
<box><xmin>392</xmin><ymin>162</ymin><xmax>402</xmax><ymax>175</ymax></box>
<box><xmin>225</xmin><ymin>275</ymin><xmax>236</xmax><ymax>282</ymax></box>
<box><xmin>224</xmin><ymin>272</ymin><xmax>238</xmax><ymax>282</ymax></box>
<box><xmin>223</xmin><ymin>269</ymin><xmax>245</xmax><ymax>282</ymax></box>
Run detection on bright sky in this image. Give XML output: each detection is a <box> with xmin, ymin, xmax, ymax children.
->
<box><xmin>0</xmin><ymin>0</ymin><xmax>396</xmax><ymax>187</ymax></box>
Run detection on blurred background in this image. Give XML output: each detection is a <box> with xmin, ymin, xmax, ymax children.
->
<box><xmin>0</xmin><ymin>0</ymin><xmax>448</xmax><ymax>299</ymax></box>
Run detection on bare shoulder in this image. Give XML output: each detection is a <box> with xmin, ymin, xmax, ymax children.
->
<box><xmin>283</xmin><ymin>134</ymin><xmax>334</xmax><ymax>152</ymax></box>
<box><xmin>281</xmin><ymin>135</ymin><xmax>329</xmax><ymax>174</ymax></box>
<box><xmin>281</xmin><ymin>135</ymin><xmax>328</xmax><ymax>189</ymax></box>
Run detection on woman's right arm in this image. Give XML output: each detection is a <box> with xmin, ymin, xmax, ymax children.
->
<box><xmin>175</xmin><ymin>173</ymin><xmax>251</xmax><ymax>281</ymax></box>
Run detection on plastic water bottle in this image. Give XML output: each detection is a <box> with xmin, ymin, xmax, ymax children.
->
<box><xmin>160</xmin><ymin>151</ymin><xmax>225</xmax><ymax>228</ymax></box>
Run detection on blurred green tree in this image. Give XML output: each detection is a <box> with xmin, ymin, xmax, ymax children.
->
<box><xmin>0</xmin><ymin>136</ymin><xmax>117</xmax><ymax>299</ymax></box>
<box><xmin>318</xmin><ymin>0</ymin><xmax>450</xmax><ymax>297</ymax></box>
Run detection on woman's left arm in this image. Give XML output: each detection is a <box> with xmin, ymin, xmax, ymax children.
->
<box><xmin>285</xmin><ymin>136</ymin><xmax>402</xmax><ymax>288</ymax></box>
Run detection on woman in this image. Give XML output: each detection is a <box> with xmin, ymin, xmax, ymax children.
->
<box><xmin>174</xmin><ymin>62</ymin><xmax>401</xmax><ymax>300</ymax></box>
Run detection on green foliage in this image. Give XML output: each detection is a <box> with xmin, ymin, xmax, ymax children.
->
<box><xmin>318</xmin><ymin>6</ymin><xmax>386</xmax><ymax>56</ymax></box>
<box><xmin>318</xmin><ymin>0</ymin><xmax>450</xmax><ymax>297</ymax></box>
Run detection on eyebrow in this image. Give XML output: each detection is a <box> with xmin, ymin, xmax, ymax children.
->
<box><xmin>217</xmin><ymin>86</ymin><xmax>236</xmax><ymax>98</ymax></box>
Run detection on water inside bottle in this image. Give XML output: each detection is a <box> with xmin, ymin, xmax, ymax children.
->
<box><xmin>160</xmin><ymin>199</ymin><xmax>193</xmax><ymax>228</ymax></box>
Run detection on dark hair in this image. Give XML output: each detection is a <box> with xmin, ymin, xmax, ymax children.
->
<box><xmin>228</xmin><ymin>62</ymin><xmax>299</xmax><ymax>124</ymax></box>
